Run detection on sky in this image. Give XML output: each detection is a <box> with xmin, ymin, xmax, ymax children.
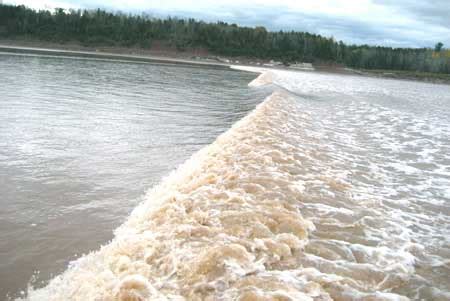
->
<box><xmin>4</xmin><ymin>0</ymin><xmax>450</xmax><ymax>48</ymax></box>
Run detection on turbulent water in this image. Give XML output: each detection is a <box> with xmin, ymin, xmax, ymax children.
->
<box><xmin>0</xmin><ymin>53</ymin><xmax>265</xmax><ymax>299</ymax></box>
<box><xmin>2</xmin><ymin>55</ymin><xmax>450</xmax><ymax>300</ymax></box>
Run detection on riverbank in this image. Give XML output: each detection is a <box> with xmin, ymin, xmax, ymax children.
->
<box><xmin>1</xmin><ymin>40</ymin><xmax>449</xmax><ymax>85</ymax></box>
<box><xmin>359</xmin><ymin>68</ymin><xmax>450</xmax><ymax>85</ymax></box>
<box><xmin>0</xmin><ymin>41</ymin><xmax>230</xmax><ymax>69</ymax></box>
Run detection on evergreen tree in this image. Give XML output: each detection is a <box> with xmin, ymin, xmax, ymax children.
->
<box><xmin>0</xmin><ymin>4</ymin><xmax>448</xmax><ymax>74</ymax></box>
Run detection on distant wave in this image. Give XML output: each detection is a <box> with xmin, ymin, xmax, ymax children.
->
<box><xmin>22</xmin><ymin>66</ymin><xmax>450</xmax><ymax>300</ymax></box>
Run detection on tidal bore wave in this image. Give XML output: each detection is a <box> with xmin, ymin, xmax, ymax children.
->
<box><xmin>23</xmin><ymin>67</ymin><xmax>450</xmax><ymax>300</ymax></box>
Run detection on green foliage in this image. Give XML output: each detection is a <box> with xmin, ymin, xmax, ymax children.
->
<box><xmin>0</xmin><ymin>4</ymin><xmax>449</xmax><ymax>74</ymax></box>
<box><xmin>435</xmin><ymin>42</ymin><xmax>444</xmax><ymax>52</ymax></box>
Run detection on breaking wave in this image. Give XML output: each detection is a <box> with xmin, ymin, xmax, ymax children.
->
<box><xmin>22</xmin><ymin>66</ymin><xmax>450</xmax><ymax>300</ymax></box>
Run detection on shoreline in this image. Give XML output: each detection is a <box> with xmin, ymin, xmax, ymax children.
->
<box><xmin>0</xmin><ymin>44</ymin><xmax>230</xmax><ymax>69</ymax></box>
<box><xmin>359</xmin><ymin>68</ymin><xmax>450</xmax><ymax>85</ymax></box>
<box><xmin>1</xmin><ymin>41</ymin><xmax>449</xmax><ymax>85</ymax></box>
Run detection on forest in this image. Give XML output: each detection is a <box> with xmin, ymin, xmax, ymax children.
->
<box><xmin>0</xmin><ymin>4</ymin><xmax>449</xmax><ymax>74</ymax></box>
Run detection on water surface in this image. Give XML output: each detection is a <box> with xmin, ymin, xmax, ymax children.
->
<box><xmin>0</xmin><ymin>53</ymin><xmax>264</xmax><ymax>298</ymax></box>
<box><xmin>2</xmin><ymin>53</ymin><xmax>450</xmax><ymax>300</ymax></box>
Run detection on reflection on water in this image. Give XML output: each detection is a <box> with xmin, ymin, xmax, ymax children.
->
<box><xmin>0</xmin><ymin>54</ymin><xmax>265</xmax><ymax>298</ymax></box>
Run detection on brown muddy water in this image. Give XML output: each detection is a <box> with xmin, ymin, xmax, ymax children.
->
<box><xmin>0</xmin><ymin>53</ymin><xmax>266</xmax><ymax>299</ymax></box>
<box><xmin>1</xmin><ymin>54</ymin><xmax>450</xmax><ymax>300</ymax></box>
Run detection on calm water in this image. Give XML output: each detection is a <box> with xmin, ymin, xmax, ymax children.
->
<box><xmin>0</xmin><ymin>53</ymin><xmax>265</xmax><ymax>298</ymax></box>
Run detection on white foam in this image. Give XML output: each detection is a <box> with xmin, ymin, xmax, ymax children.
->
<box><xmin>22</xmin><ymin>66</ymin><xmax>450</xmax><ymax>300</ymax></box>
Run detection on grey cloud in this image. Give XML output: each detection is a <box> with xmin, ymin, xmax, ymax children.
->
<box><xmin>18</xmin><ymin>0</ymin><xmax>450</xmax><ymax>48</ymax></box>
<box><xmin>373</xmin><ymin>0</ymin><xmax>450</xmax><ymax>28</ymax></box>
<box><xmin>152</xmin><ymin>2</ymin><xmax>447</xmax><ymax>47</ymax></box>
<box><xmin>153</xmin><ymin>6</ymin><xmax>448</xmax><ymax>48</ymax></box>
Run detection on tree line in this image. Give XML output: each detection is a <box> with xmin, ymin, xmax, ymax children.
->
<box><xmin>1</xmin><ymin>4</ymin><xmax>449</xmax><ymax>74</ymax></box>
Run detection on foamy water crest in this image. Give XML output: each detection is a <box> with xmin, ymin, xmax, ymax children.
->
<box><xmin>23</xmin><ymin>67</ymin><xmax>450</xmax><ymax>300</ymax></box>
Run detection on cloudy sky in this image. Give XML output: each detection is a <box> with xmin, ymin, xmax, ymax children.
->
<box><xmin>4</xmin><ymin>0</ymin><xmax>450</xmax><ymax>48</ymax></box>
